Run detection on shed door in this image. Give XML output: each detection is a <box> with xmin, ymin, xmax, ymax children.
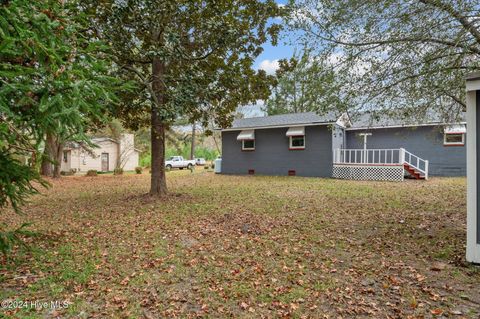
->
<box><xmin>101</xmin><ymin>153</ymin><xmax>109</xmax><ymax>172</ymax></box>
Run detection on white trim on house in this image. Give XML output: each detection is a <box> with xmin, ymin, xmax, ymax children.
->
<box><xmin>286</xmin><ymin>126</ymin><xmax>305</xmax><ymax>136</ymax></box>
<box><xmin>223</xmin><ymin>122</ymin><xmax>332</xmax><ymax>132</ymax></box>
<box><xmin>289</xmin><ymin>135</ymin><xmax>305</xmax><ymax>149</ymax></box>
<box><xmin>444</xmin><ymin>124</ymin><xmax>467</xmax><ymax>134</ymax></box>
<box><xmin>242</xmin><ymin>139</ymin><xmax>255</xmax><ymax>151</ymax></box>
<box><xmin>237</xmin><ymin>130</ymin><xmax>255</xmax><ymax>140</ymax></box>
<box><xmin>466</xmin><ymin>79</ymin><xmax>480</xmax><ymax>92</ymax></box>
<box><xmin>466</xmin><ymin>85</ymin><xmax>480</xmax><ymax>263</ymax></box>
<box><xmin>443</xmin><ymin>133</ymin><xmax>465</xmax><ymax>146</ymax></box>
<box><xmin>346</xmin><ymin>122</ymin><xmax>467</xmax><ymax>131</ymax></box>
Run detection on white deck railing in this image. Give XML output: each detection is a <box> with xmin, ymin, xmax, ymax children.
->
<box><xmin>333</xmin><ymin>148</ymin><xmax>429</xmax><ymax>179</ymax></box>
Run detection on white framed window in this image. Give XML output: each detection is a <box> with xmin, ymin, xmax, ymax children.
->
<box><xmin>443</xmin><ymin>124</ymin><xmax>466</xmax><ymax>146</ymax></box>
<box><xmin>443</xmin><ymin>124</ymin><xmax>467</xmax><ymax>146</ymax></box>
<box><xmin>237</xmin><ymin>130</ymin><xmax>255</xmax><ymax>151</ymax></box>
<box><xmin>444</xmin><ymin>133</ymin><xmax>465</xmax><ymax>146</ymax></box>
<box><xmin>289</xmin><ymin>136</ymin><xmax>305</xmax><ymax>150</ymax></box>
<box><xmin>242</xmin><ymin>139</ymin><xmax>255</xmax><ymax>151</ymax></box>
<box><xmin>286</xmin><ymin>126</ymin><xmax>306</xmax><ymax>150</ymax></box>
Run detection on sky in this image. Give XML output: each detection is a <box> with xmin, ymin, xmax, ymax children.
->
<box><xmin>243</xmin><ymin>0</ymin><xmax>297</xmax><ymax>117</ymax></box>
<box><xmin>254</xmin><ymin>0</ymin><xmax>295</xmax><ymax>75</ymax></box>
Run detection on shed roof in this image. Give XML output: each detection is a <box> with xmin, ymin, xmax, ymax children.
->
<box><xmin>225</xmin><ymin>112</ymin><xmax>339</xmax><ymax>130</ymax></box>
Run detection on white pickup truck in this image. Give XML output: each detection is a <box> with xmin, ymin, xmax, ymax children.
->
<box><xmin>165</xmin><ymin>156</ymin><xmax>196</xmax><ymax>170</ymax></box>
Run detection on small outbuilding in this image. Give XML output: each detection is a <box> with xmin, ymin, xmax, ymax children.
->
<box><xmin>61</xmin><ymin>133</ymin><xmax>139</xmax><ymax>173</ymax></box>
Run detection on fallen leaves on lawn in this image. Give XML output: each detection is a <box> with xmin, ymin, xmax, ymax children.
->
<box><xmin>0</xmin><ymin>173</ymin><xmax>478</xmax><ymax>318</ymax></box>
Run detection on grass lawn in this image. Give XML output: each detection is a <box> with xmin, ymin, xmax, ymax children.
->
<box><xmin>1</xmin><ymin>171</ymin><xmax>479</xmax><ymax>318</ymax></box>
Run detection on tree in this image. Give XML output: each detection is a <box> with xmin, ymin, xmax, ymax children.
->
<box><xmin>190</xmin><ymin>123</ymin><xmax>196</xmax><ymax>161</ymax></box>
<box><xmin>290</xmin><ymin>0</ymin><xmax>480</xmax><ymax>120</ymax></box>
<box><xmin>263</xmin><ymin>49</ymin><xmax>341</xmax><ymax>115</ymax></box>
<box><xmin>87</xmin><ymin>0</ymin><xmax>281</xmax><ymax>196</ymax></box>
<box><xmin>0</xmin><ymin>0</ymin><xmax>120</xmax><ymax>252</ymax></box>
<box><xmin>32</xmin><ymin>1</ymin><xmax>124</xmax><ymax>179</ymax></box>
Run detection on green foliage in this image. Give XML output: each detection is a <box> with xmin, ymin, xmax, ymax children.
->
<box><xmin>194</xmin><ymin>147</ymin><xmax>219</xmax><ymax>161</ymax></box>
<box><xmin>83</xmin><ymin>0</ymin><xmax>282</xmax><ymax>194</ymax></box>
<box><xmin>0</xmin><ymin>151</ymin><xmax>46</xmax><ymax>213</ymax></box>
<box><xmin>0</xmin><ymin>0</ymin><xmax>125</xmax><ymax>253</ymax></box>
<box><xmin>140</xmin><ymin>145</ymin><xmax>218</xmax><ymax>167</ymax></box>
<box><xmin>139</xmin><ymin>154</ymin><xmax>151</xmax><ymax>168</ymax></box>
<box><xmin>88</xmin><ymin>0</ymin><xmax>283</xmax><ymax>128</ymax></box>
<box><xmin>0</xmin><ymin>223</ymin><xmax>35</xmax><ymax>256</ymax></box>
<box><xmin>113</xmin><ymin>168</ymin><xmax>124</xmax><ymax>175</ymax></box>
<box><xmin>264</xmin><ymin>49</ymin><xmax>342</xmax><ymax>115</ymax></box>
<box><xmin>290</xmin><ymin>0</ymin><xmax>480</xmax><ymax>119</ymax></box>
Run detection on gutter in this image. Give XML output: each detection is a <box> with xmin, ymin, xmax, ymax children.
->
<box><xmin>219</xmin><ymin>121</ymin><xmax>338</xmax><ymax>132</ymax></box>
<box><xmin>346</xmin><ymin>122</ymin><xmax>467</xmax><ymax>131</ymax></box>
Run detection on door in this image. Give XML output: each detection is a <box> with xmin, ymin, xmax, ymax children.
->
<box><xmin>101</xmin><ymin>153</ymin><xmax>109</xmax><ymax>172</ymax></box>
<box><xmin>172</xmin><ymin>157</ymin><xmax>181</xmax><ymax>168</ymax></box>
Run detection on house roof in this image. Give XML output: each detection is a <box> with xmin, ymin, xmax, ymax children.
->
<box><xmin>224</xmin><ymin>112</ymin><xmax>339</xmax><ymax>131</ymax></box>
<box><xmin>64</xmin><ymin>137</ymin><xmax>117</xmax><ymax>150</ymax></box>
<box><xmin>222</xmin><ymin>110</ymin><xmax>466</xmax><ymax>132</ymax></box>
<box><xmin>64</xmin><ymin>137</ymin><xmax>141</xmax><ymax>153</ymax></box>
<box><xmin>92</xmin><ymin>137</ymin><xmax>118</xmax><ymax>144</ymax></box>
<box><xmin>347</xmin><ymin>111</ymin><xmax>466</xmax><ymax>130</ymax></box>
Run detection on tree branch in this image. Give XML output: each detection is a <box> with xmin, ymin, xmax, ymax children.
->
<box><xmin>418</xmin><ymin>0</ymin><xmax>480</xmax><ymax>46</ymax></box>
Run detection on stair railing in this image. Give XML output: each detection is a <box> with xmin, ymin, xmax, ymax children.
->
<box><xmin>333</xmin><ymin>149</ymin><xmax>402</xmax><ymax>165</ymax></box>
<box><xmin>333</xmin><ymin>148</ymin><xmax>429</xmax><ymax>180</ymax></box>
<box><xmin>400</xmin><ymin>148</ymin><xmax>429</xmax><ymax>180</ymax></box>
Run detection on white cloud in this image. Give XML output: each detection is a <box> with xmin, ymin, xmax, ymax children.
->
<box><xmin>258</xmin><ymin>59</ymin><xmax>280</xmax><ymax>75</ymax></box>
<box><xmin>237</xmin><ymin>100</ymin><xmax>266</xmax><ymax>118</ymax></box>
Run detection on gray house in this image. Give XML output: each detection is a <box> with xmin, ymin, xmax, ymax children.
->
<box><xmin>220</xmin><ymin>112</ymin><xmax>466</xmax><ymax>181</ymax></box>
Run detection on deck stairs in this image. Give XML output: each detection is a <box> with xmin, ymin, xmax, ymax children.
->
<box><xmin>402</xmin><ymin>149</ymin><xmax>428</xmax><ymax>180</ymax></box>
<box><xmin>403</xmin><ymin>163</ymin><xmax>425</xmax><ymax>179</ymax></box>
<box><xmin>333</xmin><ymin>148</ymin><xmax>429</xmax><ymax>181</ymax></box>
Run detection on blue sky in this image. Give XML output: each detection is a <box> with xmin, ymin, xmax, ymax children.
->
<box><xmin>253</xmin><ymin>0</ymin><xmax>296</xmax><ymax>75</ymax></box>
<box><xmin>238</xmin><ymin>1</ymin><xmax>298</xmax><ymax>117</ymax></box>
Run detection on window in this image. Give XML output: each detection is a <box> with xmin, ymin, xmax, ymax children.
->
<box><xmin>286</xmin><ymin>126</ymin><xmax>305</xmax><ymax>150</ymax></box>
<box><xmin>242</xmin><ymin>139</ymin><xmax>255</xmax><ymax>151</ymax></box>
<box><xmin>63</xmin><ymin>151</ymin><xmax>68</xmax><ymax>162</ymax></box>
<box><xmin>237</xmin><ymin>130</ymin><xmax>255</xmax><ymax>151</ymax></box>
<box><xmin>444</xmin><ymin>133</ymin><xmax>465</xmax><ymax>146</ymax></box>
<box><xmin>289</xmin><ymin>136</ymin><xmax>305</xmax><ymax>150</ymax></box>
<box><xmin>444</xmin><ymin>124</ymin><xmax>466</xmax><ymax>146</ymax></box>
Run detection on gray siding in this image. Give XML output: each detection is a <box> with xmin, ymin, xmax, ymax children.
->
<box><xmin>222</xmin><ymin>126</ymin><xmax>332</xmax><ymax>177</ymax></box>
<box><xmin>346</xmin><ymin>126</ymin><xmax>466</xmax><ymax>176</ymax></box>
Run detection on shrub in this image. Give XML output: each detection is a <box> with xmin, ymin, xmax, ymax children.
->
<box><xmin>86</xmin><ymin>170</ymin><xmax>97</xmax><ymax>176</ymax></box>
<box><xmin>135</xmin><ymin>167</ymin><xmax>142</xmax><ymax>174</ymax></box>
<box><xmin>139</xmin><ymin>153</ymin><xmax>151</xmax><ymax>167</ymax></box>
<box><xmin>113</xmin><ymin>168</ymin><xmax>124</xmax><ymax>175</ymax></box>
<box><xmin>61</xmin><ymin>169</ymin><xmax>76</xmax><ymax>176</ymax></box>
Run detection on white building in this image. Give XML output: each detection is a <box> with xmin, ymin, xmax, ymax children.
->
<box><xmin>61</xmin><ymin>134</ymin><xmax>140</xmax><ymax>173</ymax></box>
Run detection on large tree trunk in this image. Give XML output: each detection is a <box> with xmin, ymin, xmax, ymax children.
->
<box><xmin>52</xmin><ymin>142</ymin><xmax>64</xmax><ymax>178</ymax></box>
<box><xmin>150</xmin><ymin>57</ymin><xmax>168</xmax><ymax>196</ymax></box>
<box><xmin>40</xmin><ymin>133</ymin><xmax>55</xmax><ymax>177</ymax></box>
<box><xmin>190</xmin><ymin>122</ymin><xmax>196</xmax><ymax>160</ymax></box>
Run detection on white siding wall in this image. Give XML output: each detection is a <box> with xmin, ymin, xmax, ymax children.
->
<box><xmin>66</xmin><ymin>141</ymin><xmax>119</xmax><ymax>172</ymax></box>
<box><xmin>119</xmin><ymin>134</ymin><xmax>139</xmax><ymax>170</ymax></box>
<box><xmin>60</xmin><ymin>136</ymin><xmax>139</xmax><ymax>173</ymax></box>
<box><xmin>60</xmin><ymin>150</ymin><xmax>71</xmax><ymax>172</ymax></box>
<box><xmin>123</xmin><ymin>151</ymin><xmax>139</xmax><ymax>171</ymax></box>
